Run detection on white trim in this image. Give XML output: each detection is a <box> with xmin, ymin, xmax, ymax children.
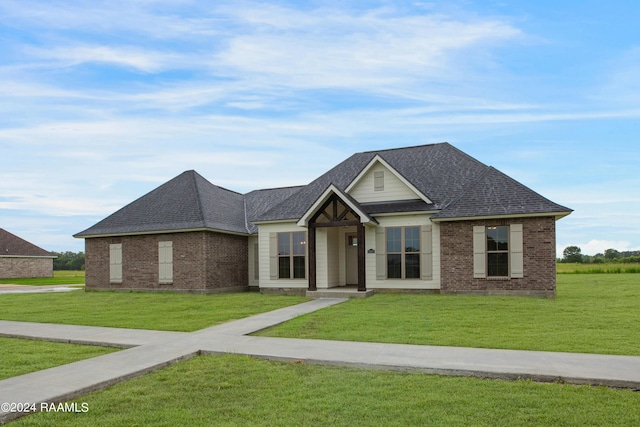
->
<box><xmin>251</xmin><ymin>219</ymin><xmax>298</xmax><ymax>226</ymax></box>
<box><xmin>0</xmin><ymin>255</ymin><xmax>56</xmax><ymax>259</ymax></box>
<box><xmin>432</xmin><ymin>211</ymin><xmax>572</xmax><ymax>223</ymax></box>
<box><xmin>296</xmin><ymin>184</ymin><xmax>377</xmax><ymax>227</ymax></box>
<box><xmin>345</xmin><ymin>155</ymin><xmax>432</xmax><ymax>204</ymax></box>
<box><xmin>370</xmin><ymin>210</ymin><xmax>439</xmax><ymax>218</ymax></box>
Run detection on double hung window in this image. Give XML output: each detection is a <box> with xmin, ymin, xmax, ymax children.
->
<box><xmin>386</xmin><ymin>226</ymin><xmax>420</xmax><ymax>279</ymax></box>
<box><xmin>486</xmin><ymin>226</ymin><xmax>509</xmax><ymax>277</ymax></box>
<box><xmin>278</xmin><ymin>232</ymin><xmax>306</xmax><ymax>279</ymax></box>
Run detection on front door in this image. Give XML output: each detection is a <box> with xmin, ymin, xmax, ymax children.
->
<box><xmin>345</xmin><ymin>233</ymin><xmax>358</xmax><ymax>285</ymax></box>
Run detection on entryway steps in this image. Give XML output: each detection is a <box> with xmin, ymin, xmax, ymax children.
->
<box><xmin>306</xmin><ymin>288</ymin><xmax>374</xmax><ymax>299</ymax></box>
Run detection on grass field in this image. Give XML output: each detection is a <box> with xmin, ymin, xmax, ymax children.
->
<box><xmin>4</xmin><ymin>274</ymin><xmax>640</xmax><ymax>425</ymax></box>
<box><xmin>0</xmin><ymin>291</ymin><xmax>307</xmax><ymax>331</ymax></box>
<box><xmin>1</xmin><ymin>274</ymin><xmax>637</xmax><ymax>354</ymax></box>
<box><xmin>0</xmin><ymin>337</ymin><xmax>116</xmax><ymax>380</ymax></box>
<box><xmin>557</xmin><ymin>262</ymin><xmax>640</xmax><ymax>274</ymax></box>
<box><xmin>0</xmin><ymin>270</ymin><xmax>85</xmax><ymax>285</ymax></box>
<box><xmin>256</xmin><ymin>274</ymin><xmax>640</xmax><ymax>355</ymax></box>
<box><xmin>11</xmin><ymin>354</ymin><xmax>640</xmax><ymax>427</ymax></box>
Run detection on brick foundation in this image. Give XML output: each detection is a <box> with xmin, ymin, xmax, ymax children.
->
<box><xmin>440</xmin><ymin>217</ymin><xmax>557</xmax><ymax>298</ymax></box>
<box><xmin>0</xmin><ymin>258</ymin><xmax>54</xmax><ymax>279</ymax></box>
<box><xmin>85</xmin><ymin>231</ymin><xmax>248</xmax><ymax>293</ymax></box>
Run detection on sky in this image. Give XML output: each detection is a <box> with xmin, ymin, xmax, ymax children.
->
<box><xmin>1</xmin><ymin>0</ymin><xmax>639</xmax><ymax>257</ymax></box>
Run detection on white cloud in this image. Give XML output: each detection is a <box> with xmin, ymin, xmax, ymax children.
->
<box><xmin>215</xmin><ymin>7</ymin><xmax>521</xmax><ymax>89</ymax></box>
<box><xmin>26</xmin><ymin>45</ymin><xmax>181</xmax><ymax>73</ymax></box>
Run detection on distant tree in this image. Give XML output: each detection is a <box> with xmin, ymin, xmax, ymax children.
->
<box><xmin>604</xmin><ymin>248</ymin><xmax>621</xmax><ymax>260</ymax></box>
<box><xmin>52</xmin><ymin>251</ymin><xmax>85</xmax><ymax>270</ymax></box>
<box><xmin>562</xmin><ymin>246</ymin><xmax>583</xmax><ymax>263</ymax></box>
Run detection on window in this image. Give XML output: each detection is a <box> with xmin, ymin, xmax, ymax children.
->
<box><xmin>278</xmin><ymin>232</ymin><xmax>306</xmax><ymax>279</ymax></box>
<box><xmin>109</xmin><ymin>244</ymin><xmax>122</xmax><ymax>283</ymax></box>
<box><xmin>486</xmin><ymin>226</ymin><xmax>509</xmax><ymax>277</ymax></box>
<box><xmin>374</xmin><ymin>171</ymin><xmax>384</xmax><ymax>191</ymax></box>
<box><xmin>386</xmin><ymin>226</ymin><xmax>420</xmax><ymax>279</ymax></box>
<box><xmin>474</xmin><ymin>225</ymin><xmax>523</xmax><ymax>279</ymax></box>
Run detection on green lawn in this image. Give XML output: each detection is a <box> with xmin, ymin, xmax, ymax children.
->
<box><xmin>557</xmin><ymin>262</ymin><xmax>640</xmax><ymax>274</ymax></box>
<box><xmin>0</xmin><ymin>292</ymin><xmax>307</xmax><ymax>332</ymax></box>
<box><xmin>12</xmin><ymin>354</ymin><xmax>640</xmax><ymax>427</ymax></box>
<box><xmin>0</xmin><ymin>337</ymin><xmax>116</xmax><ymax>380</ymax></box>
<box><xmin>0</xmin><ymin>270</ymin><xmax>85</xmax><ymax>285</ymax></box>
<box><xmin>257</xmin><ymin>274</ymin><xmax>640</xmax><ymax>355</ymax></box>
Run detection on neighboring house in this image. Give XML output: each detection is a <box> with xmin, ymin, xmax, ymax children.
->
<box><xmin>75</xmin><ymin>143</ymin><xmax>572</xmax><ymax>297</ymax></box>
<box><xmin>0</xmin><ymin>228</ymin><xmax>56</xmax><ymax>279</ymax></box>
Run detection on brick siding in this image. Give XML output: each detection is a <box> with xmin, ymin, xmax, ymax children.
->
<box><xmin>440</xmin><ymin>217</ymin><xmax>557</xmax><ymax>298</ymax></box>
<box><xmin>0</xmin><ymin>258</ymin><xmax>53</xmax><ymax>279</ymax></box>
<box><xmin>85</xmin><ymin>231</ymin><xmax>248</xmax><ymax>293</ymax></box>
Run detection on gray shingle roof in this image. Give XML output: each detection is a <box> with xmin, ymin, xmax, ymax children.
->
<box><xmin>433</xmin><ymin>166</ymin><xmax>571</xmax><ymax>219</ymax></box>
<box><xmin>244</xmin><ymin>186</ymin><xmax>304</xmax><ymax>233</ymax></box>
<box><xmin>74</xmin><ymin>171</ymin><xmax>248</xmax><ymax>237</ymax></box>
<box><xmin>253</xmin><ymin>142</ymin><xmax>508</xmax><ymax>222</ymax></box>
<box><xmin>0</xmin><ymin>228</ymin><xmax>54</xmax><ymax>257</ymax></box>
<box><xmin>75</xmin><ymin>143</ymin><xmax>572</xmax><ymax>238</ymax></box>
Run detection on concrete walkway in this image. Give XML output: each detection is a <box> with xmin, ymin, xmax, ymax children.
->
<box><xmin>0</xmin><ymin>284</ymin><xmax>84</xmax><ymax>294</ymax></box>
<box><xmin>2</xmin><ymin>297</ymin><xmax>640</xmax><ymax>423</ymax></box>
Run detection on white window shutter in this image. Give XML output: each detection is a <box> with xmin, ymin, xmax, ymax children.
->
<box><xmin>253</xmin><ymin>243</ymin><xmax>259</xmax><ymax>281</ymax></box>
<box><xmin>473</xmin><ymin>226</ymin><xmax>486</xmax><ymax>278</ymax></box>
<box><xmin>375</xmin><ymin>227</ymin><xmax>386</xmax><ymax>280</ymax></box>
<box><xmin>109</xmin><ymin>244</ymin><xmax>122</xmax><ymax>283</ymax></box>
<box><xmin>269</xmin><ymin>233</ymin><xmax>278</xmax><ymax>280</ymax></box>
<box><xmin>158</xmin><ymin>241</ymin><xmax>173</xmax><ymax>283</ymax></box>
<box><xmin>510</xmin><ymin>224</ymin><xmax>524</xmax><ymax>278</ymax></box>
<box><xmin>421</xmin><ymin>225</ymin><xmax>433</xmax><ymax>280</ymax></box>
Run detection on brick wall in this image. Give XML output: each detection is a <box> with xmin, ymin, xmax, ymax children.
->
<box><xmin>440</xmin><ymin>217</ymin><xmax>557</xmax><ymax>298</ymax></box>
<box><xmin>206</xmin><ymin>232</ymin><xmax>248</xmax><ymax>291</ymax></box>
<box><xmin>0</xmin><ymin>258</ymin><xmax>53</xmax><ymax>279</ymax></box>
<box><xmin>85</xmin><ymin>231</ymin><xmax>248</xmax><ymax>293</ymax></box>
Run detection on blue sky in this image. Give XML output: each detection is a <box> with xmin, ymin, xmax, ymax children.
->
<box><xmin>1</xmin><ymin>0</ymin><xmax>639</xmax><ymax>257</ymax></box>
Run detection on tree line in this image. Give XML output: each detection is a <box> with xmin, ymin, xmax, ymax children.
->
<box><xmin>560</xmin><ymin>246</ymin><xmax>640</xmax><ymax>264</ymax></box>
<box><xmin>52</xmin><ymin>251</ymin><xmax>85</xmax><ymax>270</ymax></box>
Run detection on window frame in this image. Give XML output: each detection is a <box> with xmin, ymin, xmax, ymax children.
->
<box><xmin>486</xmin><ymin>226</ymin><xmax>509</xmax><ymax>277</ymax></box>
<box><xmin>386</xmin><ymin>226</ymin><xmax>421</xmax><ymax>279</ymax></box>
<box><xmin>277</xmin><ymin>231</ymin><xmax>307</xmax><ymax>279</ymax></box>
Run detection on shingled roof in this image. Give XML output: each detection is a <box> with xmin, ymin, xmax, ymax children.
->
<box><xmin>253</xmin><ymin>142</ymin><xmax>571</xmax><ymax>222</ymax></box>
<box><xmin>75</xmin><ymin>143</ymin><xmax>571</xmax><ymax>238</ymax></box>
<box><xmin>0</xmin><ymin>228</ymin><xmax>54</xmax><ymax>257</ymax></box>
<box><xmin>75</xmin><ymin>170</ymin><xmax>248</xmax><ymax>237</ymax></box>
<box><xmin>433</xmin><ymin>166</ymin><xmax>571</xmax><ymax>220</ymax></box>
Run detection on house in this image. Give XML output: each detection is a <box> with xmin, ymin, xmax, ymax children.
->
<box><xmin>0</xmin><ymin>228</ymin><xmax>56</xmax><ymax>279</ymax></box>
<box><xmin>74</xmin><ymin>143</ymin><xmax>572</xmax><ymax>297</ymax></box>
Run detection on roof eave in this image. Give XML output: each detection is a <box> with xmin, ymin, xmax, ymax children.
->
<box><xmin>431</xmin><ymin>211</ymin><xmax>573</xmax><ymax>222</ymax></box>
<box><xmin>0</xmin><ymin>255</ymin><xmax>57</xmax><ymax>259</ymax></box>
<box><xmin>74</xmin><ymin>227</ymin><xmax>251</xmax><ymax>239</ymax></box>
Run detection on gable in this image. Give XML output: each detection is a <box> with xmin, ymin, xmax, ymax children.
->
<box><xmin>296</xmin><ymin>184</ymin><xmax>377</xmax><ymax>228</ymax></box>
<box><xmin>347</xmin><ymin>158</ymin><xmax>427</xmax><ymax>204</ymax></box>
<box><xmin>0</xmin><ymin>228</ymin><xmax>54</xmax><ymax>257</ymax></box>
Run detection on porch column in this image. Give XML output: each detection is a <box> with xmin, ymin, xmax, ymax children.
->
<box><xmin>357</xmin><ymin>222</ymin><xmax>366</xmax><ymax>292</ymax></box>
<box><xmin>308</xmin><ymin>225</ymin><xmax>317</xmax><ymax>291</ymax></box>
